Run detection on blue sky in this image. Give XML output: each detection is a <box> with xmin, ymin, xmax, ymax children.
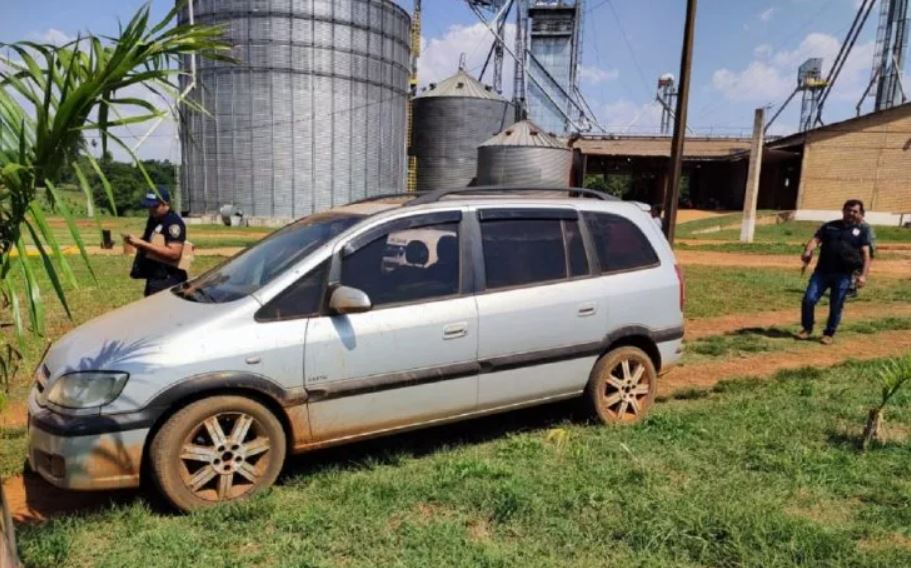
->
<box><xmin>1</xmin><ymin>0</ymin><xmax>894</xmax><ymax>158</ymax></box>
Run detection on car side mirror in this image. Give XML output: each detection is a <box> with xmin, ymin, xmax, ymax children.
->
<box><xmin>329</xmin><ymin>286</ymin><xmax>372</xmax><ymax>315</ymax></box>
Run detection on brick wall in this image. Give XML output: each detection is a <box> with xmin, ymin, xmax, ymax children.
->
<box><xmin>799</xmin><ymin>108</ymin><xmax>911</xmax><ymax>213</ymax></box>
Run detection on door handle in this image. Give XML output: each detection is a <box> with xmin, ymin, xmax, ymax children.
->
<box><xmin>577</xmin><ymin>303</ymin><xmax>597</xmax><ymax>317</ymax></box>
<box><xmin>443</xmin><ymin>322</ymin><xmax>468</xmax><ymax>340</ymax></box>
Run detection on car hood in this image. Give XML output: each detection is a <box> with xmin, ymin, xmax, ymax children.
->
<box><xmin>44</xmin><ymin>290</ymin><xmax>227</xmax><ymax>377</ymax></box>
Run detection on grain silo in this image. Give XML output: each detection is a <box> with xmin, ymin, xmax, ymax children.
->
<box><xmin>476</xmin><ymin>120</ymin><xmax>572</xmax><ymax>186</ymax></box>
<box><xmin>412</xmin><ymin>70</ymin><xmax>514</xmax><ymax>191</ymax></box>
<box><xmin>179</xmin><ymin>0</ymin><xmax>411</xmax><ymax>219</ymax></box>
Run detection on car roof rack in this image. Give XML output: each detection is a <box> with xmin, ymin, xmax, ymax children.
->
<box><xmin>344</xmin><ymin>192</ymin><xmax>425</xmax><ymax>206</ymax></box>
<box><xmin>406</xmin><ymin>185</ymin><xmax>618</xmax><ymax>206</ymax></box>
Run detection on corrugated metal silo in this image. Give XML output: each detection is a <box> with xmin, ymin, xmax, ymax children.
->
<box><xmin>179</xmin><ymin>0</ymin><xmax>411</xmax><ymax>219</ymax></box>
<box><xmin>476</xmin><ymin>120</ymin><xmax>572</xmax><ymax>186</ymax></box>
<box><xmin>412</xmin><ymin>70</ymin><xmax>514</xmax><ymax>191</ymax></box>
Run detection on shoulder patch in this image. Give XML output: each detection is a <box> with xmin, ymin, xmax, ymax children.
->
<box><xmin>168</xmin><ymin>224</ymin><xmax>182</xmax><ymax>238</ymax></box>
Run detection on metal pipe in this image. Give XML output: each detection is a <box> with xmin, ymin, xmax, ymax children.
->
<box><xmin>764</xmin><ymin>87</ymin><xmax>798</xmax><ymax>134</ymax></box>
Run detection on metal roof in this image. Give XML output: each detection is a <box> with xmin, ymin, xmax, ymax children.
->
<box><xmin>479</xmin><ymin>120</ymin><xmax>569</xmax><ymax>149</ymax></box>
<box><xmin>574</xmin><ymin>135</ymin><xmax>752</xmax><ymax>159</ymax></box>
<box><xmin>766</xmin><ymin>101</ymin><xmax>911</xmax><ymax>150</ymax></box>
<box><xmin>415</xmin><ymin>70</ymin><xmax>504</xmax><ymax>100</ymax></box>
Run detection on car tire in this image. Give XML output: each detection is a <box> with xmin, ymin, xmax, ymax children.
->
<box><xmin>585</xmin><ymin>346</ymin><xmax>657</xmax><ymax>424</ymax></box>
<box><xmin>150</xmin><ymin>395</ymin><xmax>286</xmax><ymax>512</ymax></box>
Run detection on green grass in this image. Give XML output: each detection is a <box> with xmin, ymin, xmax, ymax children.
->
<box><xmin>681</xmin><ymin>265</ymin><xmax>911</xmax><ymax>319</ymax></box>
<box><xmin>675</xmin><ymin>241</ymin><xmax>907</xmax><ymax>260</ymax></box>
<box><xmin>12</xmin><ymin>360</ymin><xmax>911</xmax><ymax>567</ymax></box>
<box><xmin>38</xmin><ymin>216</ymin><xmax>270</xmax><ymax>250</ymax></box>
<box><xmin>678</xmin><ymin>217</ymin><xmax>911</xmax><ymax>244</ymax></box>
<box><xmin>685</xmin><ymin>316</ymin><xmax>911</xmax><ymax>361</ymax></box>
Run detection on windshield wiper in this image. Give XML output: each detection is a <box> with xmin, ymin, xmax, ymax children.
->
<box><xmin>174</xmin><ymin>283</ymin><xmax>216</xmax><ymax>303</ymax></box>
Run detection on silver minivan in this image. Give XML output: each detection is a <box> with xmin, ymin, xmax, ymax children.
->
<box><xmin>27</xmin><ymin>188</ymin><xmax>684</xmax><ymax>511</ymax></box>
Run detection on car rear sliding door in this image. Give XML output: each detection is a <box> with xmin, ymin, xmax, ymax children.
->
<box><xmin>474</xmin><ymin>207</ymin><xmax>607</xmax><ymax>409</ymax></box>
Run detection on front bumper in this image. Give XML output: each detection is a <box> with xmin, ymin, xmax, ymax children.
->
<box><xmin>27</xmin><ymin>393</ymin><xmax>147</xmax><ymax>491</ymax></box>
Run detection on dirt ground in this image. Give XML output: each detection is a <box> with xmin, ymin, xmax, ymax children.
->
<box><xmin>3</xmin><ymin>473</ymin><xmax>139</xmax><ymax>523</ymax></box>
<box><xmin>675</xmin><ymin>210</ymin><xmax>734</xmax><ymax>223</ymax></box>
<box><xmin>674</xmin><ymin>250</ymin><xmax>911</xmax><ymax>277</ymax></box>
<box><xmin>659</xmin><ymin>328</ymin><xmax>911</xmax><ymax>396</ymax></box>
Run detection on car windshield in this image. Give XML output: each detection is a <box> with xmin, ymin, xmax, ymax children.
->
<box><xmin>175</xmin><ymin>212</ymin><xmax>363</xmax><ymax>303</ymax></box>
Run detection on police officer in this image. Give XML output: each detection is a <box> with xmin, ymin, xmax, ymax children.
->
<box><xmin>798</xmin><ymin>199</ymin><xmax>872</xmax><ymax>345</ymax></box>
<box><xmin>124</xmin><ymin>187</ymin><xmax>188</xmax><ymax>296</ymax></box>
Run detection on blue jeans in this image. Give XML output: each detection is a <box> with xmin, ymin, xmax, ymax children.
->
<box><xmin>801</xmin><ymin>272</ymin><xmax>853</xmax><ymax>336</ymax></box>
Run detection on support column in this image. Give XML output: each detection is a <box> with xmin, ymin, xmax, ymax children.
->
<box><xmin>740</xmin><ymin>108</ymin><xmax>765</xmax><ymax>243</ymax></box>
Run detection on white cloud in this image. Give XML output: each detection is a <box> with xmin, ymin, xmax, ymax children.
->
<box><xmin>754</xmin><ymin>44</ymin><xmax>774</xmax><ymax>58</ymax></box>
<box><xmin>579</xmin><ymin>65</ymin><xmax>619</xmax><ymax>85</ymax></box>
<box><xmin>599</xmin><ymin>99</ymin><xmax>664</xmax><ymax>133</ymax></box>
<box><xmin>712</xmin><ymin>32</ymin><xmax>875</xmax><ymax>104</ymax></box>
<box><xmin>712</xmin><ymin>61</ymin><xmax>792</xmax><ymax>102</ymax></box>
<box><xmin>418</xmin><ymin>22</ymin><xmax>516</xmax><ymax>95</ymax></box>
<box><xmin>759</xmin><ymin>7</ymin><xmax>776</xmax><ymax>22</ymax></box>
<box><xmin>28</xmin><ymin>28</ymin><xmax>75</xmax><ymax>46</ymax></box>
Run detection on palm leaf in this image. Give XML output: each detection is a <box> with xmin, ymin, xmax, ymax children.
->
<box><xmin>13</xmin><ymin>235</ymin><xmax>43</xmax><ymax>335</ymax></box>
<box><xmin>1</xmin><ymin>2</ymin><xmax>231</xmax><ymax>340</ymax></box>
<box><xmin>28</xmin><ymin>201</ymin><xmax>77</xmax><ymax>287</ymax></box>
<box><xmin>45</xmin><ymin>179</ymin><xmax>95</xmax><ymax>281</ymax></box>
<box><xmin>22</xmin><ymin>216</ymin><xmax>72</xmax><ymax>320</ymax></box>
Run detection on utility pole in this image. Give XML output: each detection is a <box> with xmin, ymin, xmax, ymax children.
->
<box><xmin>740</xmin><ymin>108</ymin><xmax>765</xmax><ymax>243</ymax></box>
<box><xmin>662</xmin><ymin>0</ymin><xmax>698</xmax><ymax>244</ymax></box>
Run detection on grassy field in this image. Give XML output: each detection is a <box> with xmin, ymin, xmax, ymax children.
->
<box><xmin>680</xmin><ymin>265</ymin><xmax>910</xmax><ymax>319</ymax></box>
<box><xmin>10</xmin><ymin>360</ymin><xmax>911</xmax><ymax>567</ymax></box>
<box><xmin>684</xmin><ymin>316</ymin><xmax>911</xmax><ymax>362</ymax></box>
<box><xmin>39</xmin><ymin>216</ymin><xmax>269</xmax><ymax>250</ymax></box>
<box><xmin>677</xmin><ymin>215</ymin><xmax>911</xmax><ymax>244</ymax></box>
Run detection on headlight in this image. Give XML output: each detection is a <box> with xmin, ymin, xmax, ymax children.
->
<box><xmin>45</xmin><ymin>372</ymin><xmax>129</xmax><ymax>409</ymax></box>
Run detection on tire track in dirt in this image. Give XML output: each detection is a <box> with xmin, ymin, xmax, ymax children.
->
<box><xmin>659</xmin><ymin>328</ymin><xmax>911</xmax><ymax>396</ymax></box>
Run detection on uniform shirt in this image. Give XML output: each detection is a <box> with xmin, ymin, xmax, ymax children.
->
<box><xmin>814</xmin><ymin>220</ymin><xmax>871</xmax><ymax>274</ymax></box>
<box><xmin>138</xmin><ymin>210</ymin><xmax>187</xmax><ymax>280</ymax></box>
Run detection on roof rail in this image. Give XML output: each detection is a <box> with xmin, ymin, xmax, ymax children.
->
<box><xmin>407</xmin><ymin>186</ymin><xmax>618</xmax><ymax>206</ymax></box>
<box><xmin>344</xmin><ymin>192</ymin><xmax>424</xmax><ymax>206</ymax></box>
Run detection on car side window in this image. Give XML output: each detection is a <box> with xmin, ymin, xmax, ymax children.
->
<box><xmin>340</xmin><ymin>222</ymin><xmax>461</xmax><ymax>307</ymax></box>
<box><xmin>256</xmin><ymin>260</ymin><xmax>330</xmax><ymax>321</ymax></box>
<box><xmin>584</xmin><ymin>212</ymin><xmax>660</xmax><ymax>273</ymax></box>
<box><xmin>481</xmin><ymin>218</ymin><xmax>567</xmax><ymax>289</ymax></box>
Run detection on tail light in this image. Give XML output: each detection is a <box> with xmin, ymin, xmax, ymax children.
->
<box><xmin>674</xmin><ymin>264</ymin><xmax>686</xmax><ymax>312</ymax></box>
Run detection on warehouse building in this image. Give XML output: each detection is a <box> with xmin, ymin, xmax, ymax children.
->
<box><xmin>766</xmin><ymin>102</ymin><xmax>911</xmax><ymax>224</ymax></box>
<box><xmin>576</xmin><ymin>102</ymin><xmax>911</xmax><ymax>225</ymax></box>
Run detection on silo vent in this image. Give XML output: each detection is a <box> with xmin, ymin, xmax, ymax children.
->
<box><xmin>456</xmin><ymin>81</ymin><xmax>465</xmax><ymax>89</ymax></box>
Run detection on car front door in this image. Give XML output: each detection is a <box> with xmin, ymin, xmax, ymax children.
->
<box><xmin>473</xmin><ymin>207</ymin><xmax>607</xmax><ymax>409</ymax></box>
<box><xmin>304</xmin><ymin>210</ymin><xmax>480</xmax><ymax>442</ymax></box>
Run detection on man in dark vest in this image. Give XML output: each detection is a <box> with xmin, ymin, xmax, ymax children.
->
<box><xmin>798</xmin><ymin>199</ymin><xmax>872</xmax><ymax>345</ymax></box>
<box><xmin>124</xmin><ymin>187</ymin><xmax>188</xmax><ymax>296</ymax></box>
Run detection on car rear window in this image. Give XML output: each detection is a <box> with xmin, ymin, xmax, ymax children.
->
<box><xmin>481</xmin><ymin>218</ymin><xmax>567</xmax><ymax>289</ymax></box>
<box><xmin>584</xmin><ymin>211</ymin><xmax>660</xmax><ymax>273</ymax></box>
